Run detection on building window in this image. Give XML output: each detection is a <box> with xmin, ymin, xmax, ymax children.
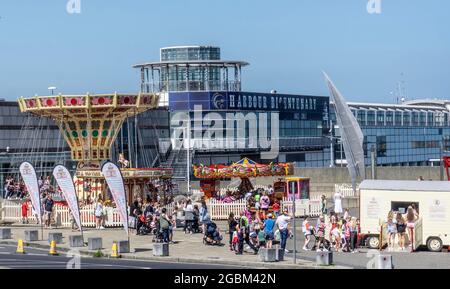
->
<box><xmin>412</xmin><ymin>111</ymin><xmax>419</xmax><ymax>126</ymax></box>
<box><xmin>386</xmin><ymin>111</ymin><xmax>394</xmax><ymax>126</ymax></box>
<box><xmin>367</xmin><ymin>111</ymin><xmax>375</xmax><ymax>126</ymax></box>
<box><xmin>412</xmin><ymin>141</ymin><xmax>440</xmax><ymax>149</ymax></box>
<box><xmin>419</xmin><ymin>112</ymin><xmax>426</xmax><ymax>126</ymax></box>
<box><xmin>377</xmin><ymin>111</ymin><xmax>385</xmax><ymax>125</ymax></box>
<box><xmin>357</xmin><ymin>110</ymin><xmax>366</xmax><ymax>126</ymax></box>
<box><xmin>376</xmin><ymin>136</ymin><xmax>387</xmax><ymax>157</ymax></box>
<box><xmin>403</xmin><ymin>111</ymin><xmax>410</xmax><ymax>126</ymax></box>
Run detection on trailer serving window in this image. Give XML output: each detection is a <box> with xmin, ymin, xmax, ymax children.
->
<box><xmin>391</xmin><ymin>201</ymin><xmax>419</xmax><ymax>214</ymax></box>
<box><xmin>299</xmin><ymin>180</ymin><xmax>310</xmax><ymax>200</ymax></box>
<box><xmin>287</xmin><ymin>181</ymin><xmax>299</xmax><ymax>200</ymax></box>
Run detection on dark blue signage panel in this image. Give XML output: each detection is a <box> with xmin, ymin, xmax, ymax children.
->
<box><xmin>169</xmin><ymin>91</ymin><xmax>329</xmax><ymax>117</ymax></box>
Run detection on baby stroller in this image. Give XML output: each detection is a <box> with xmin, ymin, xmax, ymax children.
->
<box><xmin>138</xmin><ymin>215</ymin><xmax>153</xmax><ymax>235</ymax></box>
<box><xmin>191</xmin><ymin>218</ymin><xmax>202</xmax><ymax>233</ymax></box>
<box><xmin>309</xmin><ymin>229</ymin><xmax>332</xmax><ymax>251</ymax></box>
<box><xmin>203</xmin><ymin>222</ymin><xmax>223</xmax><ymax>246</ymax></box>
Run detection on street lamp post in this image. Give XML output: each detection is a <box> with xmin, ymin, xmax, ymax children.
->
<box><xmin>48</xmin><ymin>86</ymin><xmax>57</xmax><ymax>95</ymax></box>
<box><xmin>185</xmin><ymin>124</ymin><xmax>191</xmax><ymax>194</ymax></box>
<box><xmin>292</xmin><ymin>193</ymin><xmax>296</xmax><ymax>264</ymax></box>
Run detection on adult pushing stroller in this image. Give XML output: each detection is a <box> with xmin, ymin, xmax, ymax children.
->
<box><xmin>203</xmin><ymin>222</ymin><xmax>223</xmax><ymax>246</ymax></box>
<box><xmin>307</xmin><ymin>227</ymin><xmax>332</xmax><ymax>251</ymax></box>
<box><xmin>151</xmin><ymin>215</ymin><xmax>164</xmax><ymax>243</ymax></box>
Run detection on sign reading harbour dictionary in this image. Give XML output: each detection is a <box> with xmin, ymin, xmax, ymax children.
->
<box><xmin>101</xmin><ymin>161</ymin><xmax>129</xmax><ymax>235</ymax></box>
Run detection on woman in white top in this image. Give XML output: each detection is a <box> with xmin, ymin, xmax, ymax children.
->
<box><xmin>94</xmin><ymin>200</ymin><xmax>105</xmax><ymax>230</ymax></box>
<box><xmin>333</xmin><ymin>191</ymin><xmax>343</xmax><ymax>215</ymax></box>
<box><xmin>343</xmin><ymin>208</ymin><xmax>350</xmax><ymax>221</ymax></box>
<box><xmin>183</xmin><ymin>200</ymin><xmax>194</xmax><ymax>234</ymax></box>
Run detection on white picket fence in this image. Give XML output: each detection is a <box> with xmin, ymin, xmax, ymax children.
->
<box><xmin>1</xmin><ymin>197</ymin><xmax>322</xmax><ymax>226</ymax></box>
<box><xmin>207</xmin><ymin>199</ymin><xmax>248</xmax><ymax>220</ymax></box>
<box><xmin>335</xmin><ymin>183</ymin><xmax>358</xmax><ymax>197</ymax></box>
<box><xmin>0</xmin><ymin>200</ymin><xmax>123</xmax><ymax>228</ymax></box>
<box><xmin>206</xmin><ymin>197</ymin><xmax>322</xmax><ymax>220</ymax></box>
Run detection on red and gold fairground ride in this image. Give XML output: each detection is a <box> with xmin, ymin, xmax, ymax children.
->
<box><xmin>193</xmin><ymin>157</ymin><xmax>295</xmax><ymax>199</ymax></box>
<box><xmin>18</xmin><ymin>93</ymin><xmax>173</xmax><ymax>204</ymax></box>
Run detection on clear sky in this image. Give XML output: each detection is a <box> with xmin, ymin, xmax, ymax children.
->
<box><xmin>0</xmin><ymin>0</ymin><xmax>449</xmax><ymax>103</ymax></box>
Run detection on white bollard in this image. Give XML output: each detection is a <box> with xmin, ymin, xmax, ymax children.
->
<box><xmin>378</xmin><ymin>255</ymin><xmax>394</xmax><ymax>269</ymax></box>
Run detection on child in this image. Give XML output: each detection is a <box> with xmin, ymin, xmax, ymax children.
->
<box><xmin>315</xmin><ymin>216</ymin><xmax>327</xmax><ymax>252</ymax></box>
<box><xmin>257</xmin><ymin>224</ymin><xmax>266</xmax><ymax>249</ymax></box>
<box><xmin>302</xmin><ymin>217</ymin><xmax>312</xmax><ymax>250</ymax></box>
<box><xmin>272</xmin><ymin>200</ymin><xmax>280</xmax><ymax>217</ymax></box>
<box><xmin>343</xmin><ymin>217</ymin><xmax>352</xmax><ymax>252</ymax></box>
<box><xmin>232</xmin><ymin>230</ymin><xmax>239</xmax><ymax>252</ymax></box>
<box><xmin>21</xmin><ymin>201</ymin><xmax>29</xmax><ymax>224</ymax></box>
<box><xmin>331</xmin><ymin>223</ymin><xmax>342</xmax><ymax>252</ymax></box>
<box><xmin>168</xmin><ymin>215</ymin><xmax>175</xmax><ymax>243</ymax></box>
<box><xmin>387</xmin><ymin>217</ymin><xmax>396</xmax><ymax>251</ymax></box>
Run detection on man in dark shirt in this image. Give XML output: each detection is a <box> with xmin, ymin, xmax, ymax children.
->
<box><xmin>44</xmin><ymin>195</ymin><xmax>54</xmax><ymax>228</ymax></box>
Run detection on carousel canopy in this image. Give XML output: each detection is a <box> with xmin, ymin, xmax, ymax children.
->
<box><xmin>193</xmin><ymin>158</ymin><xmax>294</xmax><ymax>179</ymax></box>
<box><xmin>18</xmin><ymin>93</ymin><xmax>159</xmax><ymax>161</ymax></box>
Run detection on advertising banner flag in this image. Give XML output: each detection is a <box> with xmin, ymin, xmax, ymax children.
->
<box><xmin>19</xmin><ymin>162</ymin><xmax>42</xmax><ymax>224</ymax></box>
<box><xmin>52</xmin><ymin>165</ymin><xmax>82</xmax><ymax>231</ymax></box>
<box><xmin>101</xmin><ymin>161</ymin><xmax>129</xmax><ymax>235</ymax></box>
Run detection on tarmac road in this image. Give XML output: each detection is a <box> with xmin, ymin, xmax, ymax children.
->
<box><xmin>0</xmin><ymin>244</ymin><xmax>245</xmax><ymax>269</ymax></box>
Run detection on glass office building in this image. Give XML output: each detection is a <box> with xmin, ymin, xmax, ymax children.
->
<box><xmin>332</xmin><ymin>100</ymin><xmax>450</xmax><ymax>167</ymax></box>
<box><xmin>134</xmin><ymin>46</ymin><xmax>332</xmax><ymax>176</ymax></box>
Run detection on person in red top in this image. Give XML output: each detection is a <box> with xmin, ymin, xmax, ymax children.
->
<box><xmin>272</xmin><ymin>201</ymin><xmax>281</xmax><ymax>217</ymax></box>
<box><xmin>21</xmin><ymin>200</ymin><xmax>29</xmax><ymax>224</ymax></box>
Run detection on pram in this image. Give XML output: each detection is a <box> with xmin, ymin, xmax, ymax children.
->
<box><xmin>138</xmin><ymin>215</ymin><xmax>153</xmax><ymax>235</ymax></box>
<box><xmin>184</xmin><ymin>211</ymin><xmax>202</xmax><ymax>233</ymax></box>
<box><xmin>307</xmin><ymin>228</ymin><xmax>332</xmax><ymax>251</ymax></box>
<box><xmin>203</xmin><ymin>222</ymin><xmax>223</xmax><ymax>246</ymax></box>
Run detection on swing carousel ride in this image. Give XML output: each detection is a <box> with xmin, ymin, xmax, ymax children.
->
<box><xmin>18</xmin><ymin>93</ymin><xmax>172</xmax><ymax>203</ymax></box>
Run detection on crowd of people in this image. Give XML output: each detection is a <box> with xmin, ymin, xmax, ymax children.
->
<box><xmin>4</xmin><ymin>175</ymin><xmax>62</xmax><ymax>201</ymax></box>
<box><xmin>6</xmin><ymin>174</ymin><xmax>422</xmax><ymax>257</ymax></box>
<box><xmin>121</xmin><ymin>196</ymin><xmax>223</xmax><ymax>245</ymax></box>
<box><xmin>227</xmin><ymin>208</ymin><xmax>293</xmax><ymax>255</ymax></box>
<box><xmin>302</xmin><ymin>212</ymin><xmax>361</xmax><ymax>253</ymax></box>
<box><xmin>386</xmin><ymin>204</ymin><xmax>419</xmax><ymax>251</ymax></box>
<box><xmin>4</xmin><ymin>176</ymin><xmax>27</xmax><ymax>199</ymax></box>
<box><xmin>20</xmin><ymin>193</ymin><xmax>56</xmax><ymax>229</ymax></box>
<box><xmin>5</xmin><ymin>174</ymin><xmax>62</xmax><ymax>229</ymax></box>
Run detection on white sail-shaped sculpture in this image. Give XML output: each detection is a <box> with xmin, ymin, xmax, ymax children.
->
<box><xmin>323</xmin><ymin>72</ymin><xmax>365</xmax><ymax>192</ymax></box>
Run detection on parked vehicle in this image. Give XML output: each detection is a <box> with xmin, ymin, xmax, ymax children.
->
<box><xmin>359</xmin><ymin>180</ymin><xmax>450</xmax><ymax>252</ymax></box>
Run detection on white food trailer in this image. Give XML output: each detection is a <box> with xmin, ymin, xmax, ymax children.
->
<box><xmin>359</xmin><ymin>180</ymin><xmax>450</xmax><ymax>252</ymax></box>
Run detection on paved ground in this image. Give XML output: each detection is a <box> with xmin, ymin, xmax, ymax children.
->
<box><xmin>5</xmin><ymin>217</ymin><xmax>450</xmax><ymax>269</ymax></box>
<box><xmin>284</xmin><ymin>219</ymin><xmax>450</xmax><ymax>269</ymax></box>
<box><xmin>0</xmin><ymin>224</ymin><xmax>323</xmax><ymax>269</ymax></box>
<box><xmin>0</xmin><ymin>244</ymin><xmax>244</xmax><ymax>269</ymax></box>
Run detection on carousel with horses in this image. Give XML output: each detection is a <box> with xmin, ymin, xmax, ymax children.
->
<box><xmin>193</xmin><ymin>158</ymin><xmax>296</xmax><ymax>202</ymax></box>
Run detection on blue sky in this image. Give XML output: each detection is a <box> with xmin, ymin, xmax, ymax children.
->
<box><xmin>0</xmin><ymin>0</ymin><xmax>449</xmax><ymax>103</ymax></box>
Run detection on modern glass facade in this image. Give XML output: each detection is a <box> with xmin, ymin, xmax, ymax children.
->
<box><xmin>161</xmin><ymin>46</ymin><xmax>221</xmax><ymax>61</ymax></box>
<box><xmin>134</xmin><ymin>46</ymin><xmax>247</xmax><ymax>93</ymax></box>
<box><xmin>332</xmin><ymin>101</ymin><xmax>450</xmax><ymax>167</ymax></box>
<box><xmin>161</xmin><ymin>47</ymin><xmax>221</xmax><ymax>92</ymax></box>
<box><xmin>166</xmin><ymin>90</ymin><xmax>331</xmax><ymax>170</ymax></box>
